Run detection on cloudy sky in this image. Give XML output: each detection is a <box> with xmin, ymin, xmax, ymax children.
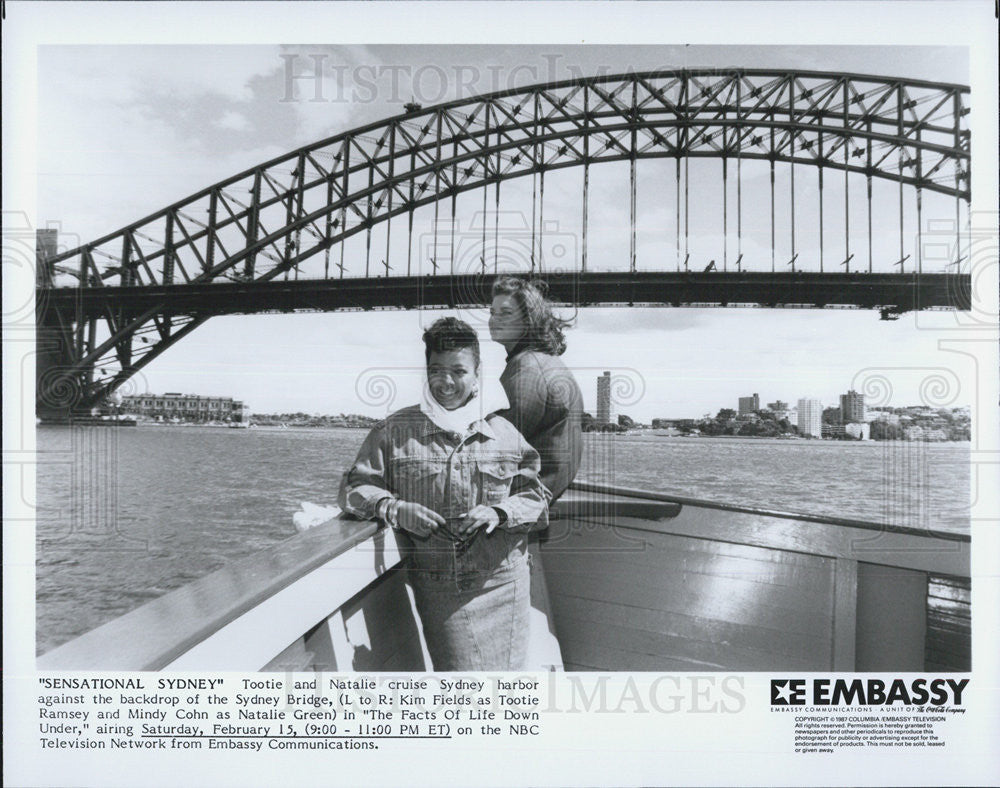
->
<box><xmin>34</xmin><ymin>42</ymin><xmax>982</xmax><ymax>419</ymax></box>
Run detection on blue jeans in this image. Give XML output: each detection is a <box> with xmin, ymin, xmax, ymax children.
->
<box><xmin>407</xmin><ymin>540</ymin><xmax>529</xmax><ymax>671</ymax></box>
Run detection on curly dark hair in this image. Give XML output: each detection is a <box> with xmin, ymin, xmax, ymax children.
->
<box><xmin>491</xmin><ymin>276</ymin><xmax>574</xmax><ymax>356</ymax></box>
<box><xmin>422</xmin><ymin>316</ymin><xmax>481</xmax><ymax>369</ymax></box>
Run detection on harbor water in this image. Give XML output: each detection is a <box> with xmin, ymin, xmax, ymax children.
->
<box><xmin>35</xmin><ymin>424</ymin><xmax>970</xmax><ymax>654</ymax></box>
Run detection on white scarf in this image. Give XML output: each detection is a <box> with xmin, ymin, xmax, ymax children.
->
<box><xmin>419</xmin><ymin>370</ymin><xmax>510</xmax><ymax>436</ymax></box>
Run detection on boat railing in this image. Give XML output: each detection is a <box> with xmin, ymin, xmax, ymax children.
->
<box><xmin>567</xmin><ymin>480</ymin><xmax>971</xmax><ymax>543</ymax></box>
<box><xmin>37</xmin><ymin>515</ymin><xmax>398</xmax><ymax>671</ymax></box>
<box><xmin>37</xmin><ymin>482</ymin><xmax>970</xmax><ymax>672</ymax></box>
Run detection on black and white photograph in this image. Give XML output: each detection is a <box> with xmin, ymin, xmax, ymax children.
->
<box><xmin>4</xmin><ymin>2</ymin><xmax>998</xmax><ymax>786</ymax></box>
<box><xmin>29</xmin><ymin>41</ymin><xmax>979</xmax><ymax>672</ymax></box>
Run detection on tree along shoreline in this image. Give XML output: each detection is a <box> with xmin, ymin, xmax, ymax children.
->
<box><xmin>583</xmin><ymin>405</ymin><xmax>971</xmax><ymax>443</ymax></box>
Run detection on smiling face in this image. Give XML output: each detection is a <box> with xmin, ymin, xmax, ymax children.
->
<box><xmin>488</xmin><ymin>294</ymin><xmax>526</xmax><ymax>347</ymax></box>
<box><xmin>427</xmin><ymin>347</ymin><xmax>479</xmax><ymax>410</ymax></box>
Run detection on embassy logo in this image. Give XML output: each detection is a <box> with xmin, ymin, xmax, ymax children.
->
<box><xmin>771</xmin><ymin>680</ymin><xmax>807</xmax><ymax>705</ymax></box>
<box><xmin>770</xmin><ymin>678</ymin><xmax>969</xmax><ymax>707</ymax></box>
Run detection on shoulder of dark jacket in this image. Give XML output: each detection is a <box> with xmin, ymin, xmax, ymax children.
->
<box><xmin>506</xmin><ymin>348</ymin><xmax>553</xmax><ymax>375</ymax></box>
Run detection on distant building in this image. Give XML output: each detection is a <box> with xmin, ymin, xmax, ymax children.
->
<box><xmin>825</xmin><ymin>422</ymin><xmax>871</xmax><ymax>440</ymax></box>
<box><xmin>121</xmin><ymin>392</ymin><xmax>247</xmax><ymax>422</ymax></box>
<box><xmin>652</xmin><ymin>418</ymin><xmax>697</xmax><ymax>430</ymax></box>
<box><xmin>738</xmin><ymin>392</ymin><xmax>760</xmax><ymax>416</ymax></box>
<box><xmin>845</xmin><ymin>422</ymin><xmax>871</xmax><ymax>440</ymax></box>
<box><xmin>797</xmin><ymin>398</ymin><xmax>823</xmax><ymax>438</ymax></box>
<box><xmin>904</xmin><ymin>425</ymin><xmax>925</xmax><ymax>441</ymax></box>
<box><xmin>767</xmin><ymin>400</ymin><xmax>790</xmax><ymax>419</ymax></box>
<box><xmin>596</xmin><ymin>371</ymin><xmax>614</xmax><ymax>425</ymax></box>
<box><xmin>840</xmin><ymin>389</ymin><xmax>866</xmax><ymax>424</ymax></box>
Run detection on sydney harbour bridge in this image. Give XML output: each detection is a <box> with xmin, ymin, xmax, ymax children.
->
<box><xmin>35</xmin><ymin>69</ymin><xmax>971</xmax><ymax>415</ymax></box>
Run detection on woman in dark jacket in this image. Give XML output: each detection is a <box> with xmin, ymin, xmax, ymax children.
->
<box><xmin>488</xmin><ymin>277</ymin><xmax>583</xmax><ymax>503</ymax></box>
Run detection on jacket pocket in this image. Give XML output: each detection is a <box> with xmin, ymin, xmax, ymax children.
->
<box><xmin>477</xmin><ymin>458</ymin><xmax>519</xmax><ymax>504</ymax></box>
<box><xmin>391</xmin><ymin>459</ymin><xmax>442</xmax><ymax>504</ymax></box>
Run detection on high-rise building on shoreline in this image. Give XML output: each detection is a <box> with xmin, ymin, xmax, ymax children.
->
<box><xmin>596</xmin><ymin>371</ymin><xmax>614</xmax><ymax>425</ymax></box>
<box><xmin>840</xmin><ymin>389</ymin><xmax>866</xmax><ymax>424</ymax></box>
<box><xmin>797</xmin><ymin>398</ymin><xmax>823</xmax><ymax>438</ymax></box>
<box><xmin>738</xmin><ymin>392</ymin><xmax>760</xmax><ymax>415</ymax></box>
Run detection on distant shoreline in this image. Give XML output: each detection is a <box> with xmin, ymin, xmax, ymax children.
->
<box><xmin>595</xmin><ymin>431</ymin><xmax>971</xmax><ymax>444</ymax></box>
<box><xmin>36</xmin><ymin>421</ymin><xmax>971</xmax><ymax>443</ymax></box>
<box><xmin>149</xmin><ymin>421</ymin><xmax>375</xmax><ymax>429</ymax></box>
<box><xmin>36</xmin><ymin>420</ymin><xmax>374</xmax><ymax>430</ymax></box>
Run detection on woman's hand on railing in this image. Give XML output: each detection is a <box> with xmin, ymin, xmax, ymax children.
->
<box><xmin>395</xmin><ymin>501</ymin><xmax>446</xmax><ymax>538</ymax></box>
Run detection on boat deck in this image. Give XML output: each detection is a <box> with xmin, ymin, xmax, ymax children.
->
<box><xmin>38</xmin><ymin>483</ymin><xmax>970</xmax><ymax>672</ymax></box>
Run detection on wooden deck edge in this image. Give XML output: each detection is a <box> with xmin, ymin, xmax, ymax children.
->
<box><xmin>37</xmin><ymin>516</ymin><xmax>380</xmax><ymax>671</ymax></box>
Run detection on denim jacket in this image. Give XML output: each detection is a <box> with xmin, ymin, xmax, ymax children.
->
<box><xmin>338</xmin><ymin>405</ymin><xmax>549</xmax><ymax>575</ymax></box>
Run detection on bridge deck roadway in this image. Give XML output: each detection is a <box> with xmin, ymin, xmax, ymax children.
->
<box><xmin>38</xmin><ymin>272</ymin><xmax>970</xmax><ymax>317</ymax></box>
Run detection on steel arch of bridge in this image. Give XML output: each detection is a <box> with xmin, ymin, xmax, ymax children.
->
<box><xmin>37</xmin><ymin>69</ymin><xmax>971</xmax><ymax>413</ymax></box>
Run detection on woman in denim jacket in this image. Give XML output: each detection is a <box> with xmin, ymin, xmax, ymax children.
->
<box><xmin>339</xmin><ymin>318</ymin><xmax>548</xmax><ymax>670</ymax></box>
<box><xmin>488</xmin><ymin>277</ymin><xmax>584</xmax><ymax>503</ymax></box>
